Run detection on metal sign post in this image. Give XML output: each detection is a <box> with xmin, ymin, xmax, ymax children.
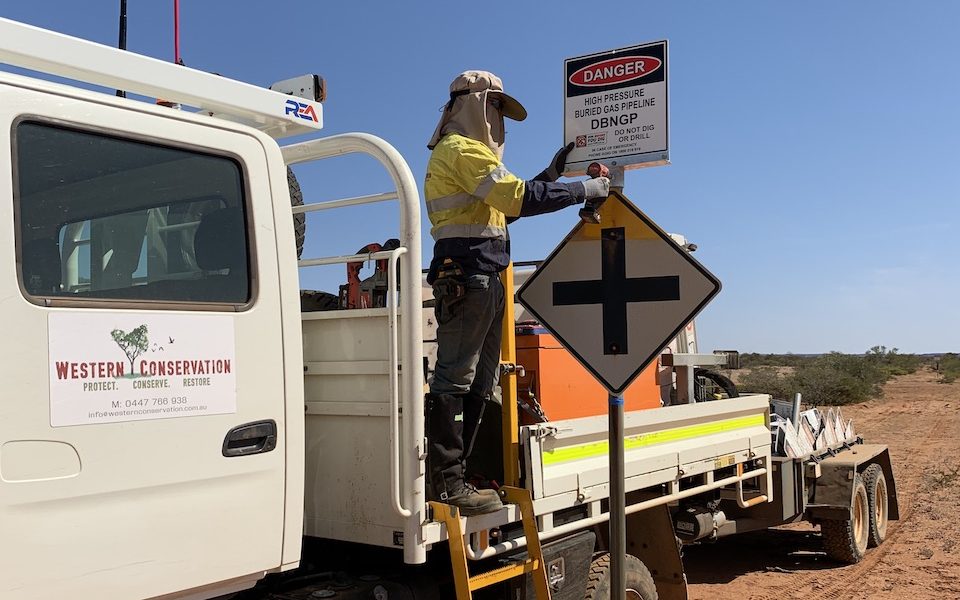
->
<box><xmin>608</xmin><ymin>169</ymin><xmax>626</xmax><ymax>600</ymax></box>
<box><xmin>610</xmin><ymin>391</ymin><xmax>626</xmax><ymax>600</ymax></box>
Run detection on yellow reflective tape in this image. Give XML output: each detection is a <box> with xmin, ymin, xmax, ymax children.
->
<box><xmin>541</xmin><ymin>414</ymin><xmax>766</xmax><ymax>466</ymax></box>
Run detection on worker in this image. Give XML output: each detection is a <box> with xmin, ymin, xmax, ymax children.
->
<box><xmin>424</xmin><ymin>70</ymin><xmax>610</xmax><ymax>515</ymax></box>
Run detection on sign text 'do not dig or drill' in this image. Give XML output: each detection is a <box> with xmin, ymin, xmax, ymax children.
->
<box><xmin>563</xmin><ymin>41</ymin><xmax>669</xmax><ymax>175</ymax></box>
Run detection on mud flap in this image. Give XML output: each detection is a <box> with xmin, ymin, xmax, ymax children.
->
<box><xmin>807</xmin><ymin>444</ymin><xmax>899</xmax><ymax>521</ymax></box>
<box><xmin>627</xmin><ymin>504</ymin><xmax>688</xmax><ymax>600</ymax></box>
<box><xmin>867</xmin><ymin>446</ymin><xmax>900</xmax><ymax>520</ymax></box>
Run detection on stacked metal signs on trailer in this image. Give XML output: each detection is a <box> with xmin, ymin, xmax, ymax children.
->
<box><xmin>771</xmin><ymin>415</ymin><xmax>811</xmax><ymax>458</ymax></box>
<box><xmin>770</xmin><ymin>416</ymin><xmax>785</xmax><ymax>455</ymax></box>
<box><xmin>844</xmin><ymin>418</ymin><xmax>855</xmax><ymax>441</ymax></box>
<box><xmin>799</xmin><ymin>415</ymin><xmax>817</xmax><ymax>451</ymax></box>
<box><xmin>823</xmin><ymin>409</ymin><xmax>839</xmax><ymax>446</ymax></box>
<box><xmin>770</xmin><ymin>404</ymin><xmax>857</xmax><ymax>458</ymax></box>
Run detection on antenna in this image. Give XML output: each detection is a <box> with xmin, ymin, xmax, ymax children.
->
<box><xmin>116</xmin><ymin>0</ymin><xmax>127</xmax><ymax>97</ymax></box>
<box><xmin>173</xmin><ymin>0</ymin><xmax>182</xmax><ymax>65</ymax></box>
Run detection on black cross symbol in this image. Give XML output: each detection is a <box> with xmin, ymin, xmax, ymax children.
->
<box><xmin>552</xmin><ymin>227</ymin><xmax>680</xmax><ymax>355</ymax></box>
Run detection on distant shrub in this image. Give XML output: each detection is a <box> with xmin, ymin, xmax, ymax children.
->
<box><xmin>738</xmin><ymin>367</ymin><xmax>797</xmax><ymax>401</ymax></box>
<box><xmin>938</xmin><ymin>353</ymin><xmax>960</xmax><ymax>384</ymax></box>
<box><xmin>794</xmin><ymin>353</ymin><xmax>880</xmax><ymax>405</ymax></box>
<box><xmin>736</xmin><ymin>346</ymin><xmax>921</xmax><ymax>405</ymax></box>
<box><xmin>740</xmin><ymin>353</ymin><xmax>813</xmax><ymax>369</ymax></box>
<box><xmin>864</xmin><ymin>345</ymin><xmax>922</xmax><ymax>378</ymax></box>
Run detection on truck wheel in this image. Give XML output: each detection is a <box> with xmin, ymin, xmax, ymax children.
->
<box><xmin>583</xmin><ymin>552</ymin><xmax>658</xmax><ymax>600</ymax></box>
<box><xmin>863</xmin><ymin>464</ymin><xmax>889</xmax><ymax>547</ymax></box>
<box><xmin>287</xmin><ymin>167</ymin><xmax>306</xmax><ymax>258</ymax></box>
<box><xmin>821</xmin><ymin>474</ymin><xmax>870</xmax><ymax>563</ymax></box>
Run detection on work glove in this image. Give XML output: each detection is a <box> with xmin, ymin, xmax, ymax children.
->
<box><xmin>535</xmin><ymin>142</ymin><xmax>576</xmax><ymax>182</ymax></box>
<box><xmin>582</xmin><ymin>176</ymin><xmax>610</xmax><ymax>200</ymax></box>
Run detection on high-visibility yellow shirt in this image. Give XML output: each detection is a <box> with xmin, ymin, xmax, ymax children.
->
<box><xmin>425</xmin><ymin>133</ymin><xmax>525</xmax><ymax>242</ymax></box>
<box><xmin>423</xmin><ymin>134</ymin><xmax>585</xmax><ymax>281</ymax></box>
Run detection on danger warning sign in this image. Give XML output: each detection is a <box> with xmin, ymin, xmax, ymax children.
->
<box><xmin>563</xmin><ymin>41</ymin><xmax>669</xmax><ymax>175</ymax></box>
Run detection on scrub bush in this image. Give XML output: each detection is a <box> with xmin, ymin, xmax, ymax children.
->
<box><xmin>737</xmin><ymin>366</ymin><xmax>797</xmax><ymax>401</ymax></box>
<box><xmin>937</xmin><ymin>353</ymin><xmax>960</xmax><ymax>384</ymax></box>
<box><xmin>735</xmin><ymin>346</ymin><xmax>921</xmax><ymax>405</ymax></box>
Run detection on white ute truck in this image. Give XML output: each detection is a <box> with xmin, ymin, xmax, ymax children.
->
<box><xmin>0</xmin><ymin>18</ymin><xmax>897</xmax><ymax>600</ymax></box>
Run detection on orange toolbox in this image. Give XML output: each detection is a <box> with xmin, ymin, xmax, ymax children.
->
<box><xmin>515</xmin><ymin>325</ymin><xmax>661</xmax><ymax>425</ymax></box>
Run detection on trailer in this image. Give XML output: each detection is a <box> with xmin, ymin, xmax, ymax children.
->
<box><xmin>672</xmin><ymin>414</ymin><xmax>899</xmax><ymax>565</ymax></box>
<box><xmin>0</xmin><ymin>18</ymin><xmax>895</xmax><ymax>600</ymax></box>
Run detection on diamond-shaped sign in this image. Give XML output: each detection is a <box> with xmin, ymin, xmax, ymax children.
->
<box><xmin>516</xmin><ymin>191</ymin><xmax>721</xmax><ymax>395</ymax></box>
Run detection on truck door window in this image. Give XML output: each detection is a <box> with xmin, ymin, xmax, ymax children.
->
<box><xmin>15</xmin><ymin>121</ymin><xmax>251</xmax><ymax>305</ymax></box>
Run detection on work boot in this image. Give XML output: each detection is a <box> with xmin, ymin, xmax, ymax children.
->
<box><xmin>426</xmin><ymin>392</ymin><xmax>503</xmax><ymax>516</ymax></box>
<box><xmin>439</xmin><ymin>482</ymin><xmax>503</xmax><ymax>517</ymax></box>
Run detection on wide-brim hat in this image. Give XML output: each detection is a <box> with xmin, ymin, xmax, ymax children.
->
<box><xmin>448</xmin><ymin>70</ymin><xmax>527</xmax><ymax>121</ymax></box>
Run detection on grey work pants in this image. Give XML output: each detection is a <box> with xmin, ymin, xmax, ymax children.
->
<box><xmin>427</xmin><ymin>273</ymin><xmax>504</xmax><ymax>493</ymax></box>
<box><xmin>430</xmin><ymin>273</ymin><xmax>504</xmax><ymax>398</ymax></box>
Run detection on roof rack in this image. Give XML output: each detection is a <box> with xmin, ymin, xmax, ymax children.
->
<box><xmin>0</xmin><ymin>17</ymin><xmax>323</xmax><ymax>139</ymax></box>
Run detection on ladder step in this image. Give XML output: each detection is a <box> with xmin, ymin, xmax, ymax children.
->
<box><xmin>431</xmin><ymin>486</ymin><xmax>551</xmax><ymax>599</ymax></box>
<box><xmin>469</xmin><ymin>559</ymin><xmax>540</xmax><ymax>591</ymax></box>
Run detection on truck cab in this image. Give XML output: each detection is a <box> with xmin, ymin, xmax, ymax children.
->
<box><xmin>0</xmin><ymin>19</ymin><xmax>316</xmax><ymax>597</ymax></box>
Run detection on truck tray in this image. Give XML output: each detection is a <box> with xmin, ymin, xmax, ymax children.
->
<box><xmin>422</xmin><ymin>394</ymin><xmax>772</xmax><ymax>560</ymax></box>
<box><xmin>523</xmin><ymin>394</ymin><xmax>772</xmax><ymax>505</ymax></box>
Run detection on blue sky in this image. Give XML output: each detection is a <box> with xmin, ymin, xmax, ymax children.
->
<box><xmin>3</xmin><ymin>2</ymin><xmax>957</xmax><ymax>353</ymax></box>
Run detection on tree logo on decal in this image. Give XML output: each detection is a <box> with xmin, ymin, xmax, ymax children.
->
<box><xmin>111</xmin><ymin>325</ymin><xmax>149</xmax><ymax>373</ymax></box>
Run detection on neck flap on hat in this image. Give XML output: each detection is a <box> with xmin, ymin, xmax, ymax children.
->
<box><xmin>428</xmin><ymin>88</ymin><xmax>505</xmax><ymax>159</ymax></box>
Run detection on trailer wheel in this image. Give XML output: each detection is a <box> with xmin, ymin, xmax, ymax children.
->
<box><xmin>821</xmin><ymin>474</ymin><xmax>870</xmax><ymax>563</ymax></box>
<box><xmin>287</xmin><ymin>167</ymin><xmax>306</xmax><ymax>258</ymax></box>
<box><xmin>863</xmin><ymin>463</ymin><xmax>889</xmax><ymax>547</ymax></box>
<box><xmin>583</xmin><ymin>552</ymin><xmax>658</xmax><ymax>600</ymax></box>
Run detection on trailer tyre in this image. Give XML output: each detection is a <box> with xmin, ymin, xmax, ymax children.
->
<box><xmin>863</xmin><ymin>463</ymin><xmax>889</xmax><ymax>547</ymax></box>
<box><xmin>287</xmin><ymin>167</ymin><xmax>306</xmax><ymax>258</ymax></box>
<box><xmin>583</xmin><ymin>552</ymin><xmax>658</xmax><ymax>600</ymax></box>
<box><xmin>821</xmin><ymin>474</ymin><xmax>870</xmax><ymax>564</ymax></box>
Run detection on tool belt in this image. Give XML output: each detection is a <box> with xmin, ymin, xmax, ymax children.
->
<box><xmin>433</xmin><ymin>258</ymin><xmax>466</xmax><ymax>298</ymax></box>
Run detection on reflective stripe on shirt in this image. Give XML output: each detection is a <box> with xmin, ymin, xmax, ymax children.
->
<box><xmin>431</xmin><ymin>223</ymin><xmax>508</xmax><ymax>241</ymax></box>
<box><xmin>474</xmin><ymin>164</ymin><xmax>512</xmax><ymax>200</ymax></box>
<box><xmin>426</xmin><ymin>191</ymin><xmax>475</xmax><ymax>214</ymax></box>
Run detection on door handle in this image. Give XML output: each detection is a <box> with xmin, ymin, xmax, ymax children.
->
<box><xmin>222</xmin><ymin>420</ymin><xmax>277</xmax><ymax>457</ymax></box>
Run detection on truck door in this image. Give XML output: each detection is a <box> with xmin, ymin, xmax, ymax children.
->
<box><xmin>0</xmin><ymin>84</ymin><xmax>289</xmax><ymax>599</ymax></box>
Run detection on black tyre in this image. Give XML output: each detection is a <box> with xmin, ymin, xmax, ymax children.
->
<box><xmin>287</xmin><ymin>166</ymin><xmax>306</xmax><ymax>258</ymax></box>
<box><xmin>821</xmin><ymin>474</ymin><xmax>870</xmax><ymax>563</ymax></box>
<box><xmin>863</xmin><ymin>464</ymin><xmax>889</xmax><ymax>548</ymax></box>
<box><xmin>583</xmin><ymin>552</ymin><xmax>657</xmax><ymax>600</ymax></box>
<box><xmin>693</xmin><ymin>369</ymin><xmax>739</xmax><ymax>402</ymax></box>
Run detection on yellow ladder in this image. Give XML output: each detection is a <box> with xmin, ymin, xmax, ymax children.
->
<box><xmin>429</xmin><ymin>486</ymin><xmax>551</xmax><ymax>600</ymax></box>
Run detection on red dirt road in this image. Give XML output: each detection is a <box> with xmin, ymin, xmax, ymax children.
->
<box><xmin>684</xmin><ymin>369</ymin><xmax>960</xmax><ymax>599</ymax></box>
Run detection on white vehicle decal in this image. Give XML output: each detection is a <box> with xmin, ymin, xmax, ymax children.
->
<box><xmin>48</xmin><ymin>312</ymin><xmax>237</xmax><ymax>426</ymax></box>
